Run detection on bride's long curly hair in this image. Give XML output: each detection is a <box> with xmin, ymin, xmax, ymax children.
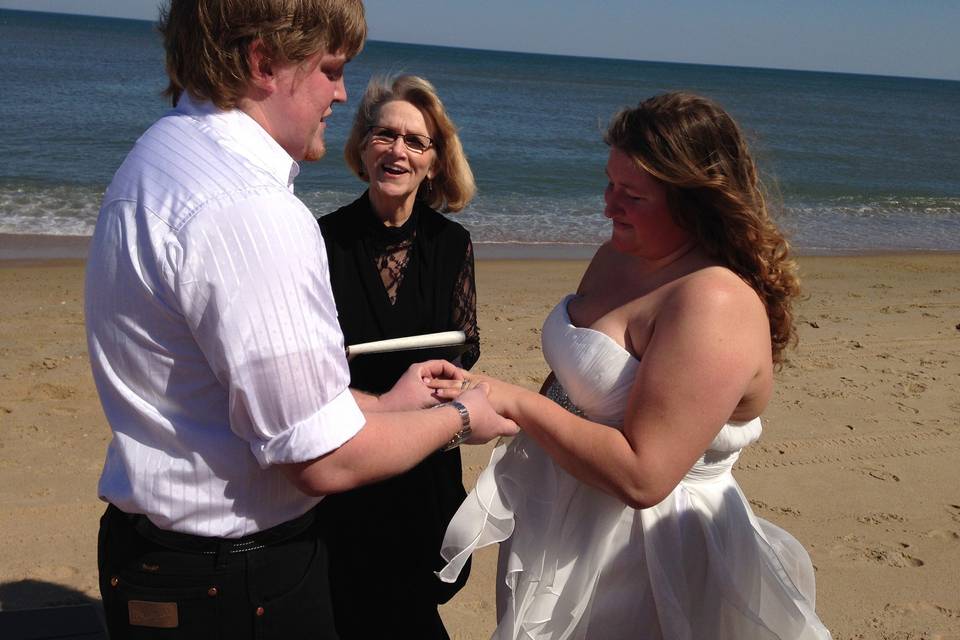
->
<box><xmin>605</xmin><ymin>92</ymin><xmax>800</xmax><ymax>364</ymax></box>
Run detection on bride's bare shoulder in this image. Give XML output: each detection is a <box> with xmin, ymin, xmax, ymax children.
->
<box><xmin>577</xmin><ymin>242</ymin><xmax>629</xmax><ymax>294</ymax></box>
<box><xmin>682</xmin><ymin>265</ymin><xmax>758</xmax><ymax>297</ymax></box>
<box><xmin>667</xmin><ymin>265</ymin><xmax>767</xmax><ymax>326</ymax></box>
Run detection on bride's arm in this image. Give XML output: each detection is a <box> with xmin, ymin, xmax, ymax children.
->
<box><xmin>464</xmin><ymin>274</ymin><xmax>771</xmax><ymax>508</ymax></box>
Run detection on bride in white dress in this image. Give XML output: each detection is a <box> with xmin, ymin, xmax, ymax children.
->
<box><xmin>431</xmin><ymin>93</ymin><xmax>832</xmax><ymax>639</ymax></box>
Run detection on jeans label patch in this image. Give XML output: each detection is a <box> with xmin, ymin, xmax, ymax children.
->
<box><xmin>128</xmin><ymin>600</ymin><xmax>178</xmax><ymax>628</ymax></box>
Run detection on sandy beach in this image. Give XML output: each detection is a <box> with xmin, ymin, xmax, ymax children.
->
<box><xmin>0</xmin><ymin>244</ymin><xmax>958</xmax><ymax>639</ymax></box>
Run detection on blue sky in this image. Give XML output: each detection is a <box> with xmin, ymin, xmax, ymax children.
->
<box><xmin>1</xmin><ymin>0</ymin><xmax>957</xmax><ymax>80</ymax></box>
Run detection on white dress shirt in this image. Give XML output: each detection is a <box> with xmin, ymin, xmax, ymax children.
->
<box><xmin>85</xmin><ymin>94</ymin><xmax>365</xmax><ymax>537</ymax></box>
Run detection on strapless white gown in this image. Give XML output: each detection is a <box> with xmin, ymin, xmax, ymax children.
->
<box><xmin>439</xmin><ymin>295</ymin><xmax>831</xmax><ymax>639</ymax></box>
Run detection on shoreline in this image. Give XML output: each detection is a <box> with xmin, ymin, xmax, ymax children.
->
<box><xmin>0</xmin><ymin>233</ymin><xmax>92</xmax><ymax>261</ymax></box>
<box><xmin>4</xmin><ymin>232</ymin><xmax>960</xmax><ymax>262</ymax></box>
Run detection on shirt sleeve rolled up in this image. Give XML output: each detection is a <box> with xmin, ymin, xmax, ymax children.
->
<box><xmin>172</xmin><ymin>187</ymin><xmax>365</xmax><ymax>467</ymax></box>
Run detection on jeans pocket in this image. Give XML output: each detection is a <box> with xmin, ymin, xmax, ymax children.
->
<box><xmin>253</xmin><ymin>537</ymin><xmax>338</xmax><ymax>639</ymax></box>
<box><xmin>103</xmin><ymin>571</ymin><xmax>222</xmax><ymax>640</ymax></box>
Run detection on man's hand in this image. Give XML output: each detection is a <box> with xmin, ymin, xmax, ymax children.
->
<box><xmin>378</xmin><ymin>359</ymin><xmax>465</xmax><ymax>411</ymax></box>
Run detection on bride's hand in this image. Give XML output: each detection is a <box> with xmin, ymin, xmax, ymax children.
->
<box><xmin>427</xmin><ymin>369</ymin><xmax>487</xmax><ymax>398</ymax></box>
<box><xmin>428</xmin><ymin>372</ymin><xmax>522</xmax><ymax>419</ymax></box>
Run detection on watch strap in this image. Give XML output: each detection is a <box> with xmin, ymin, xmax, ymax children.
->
<box><xmin>440</xmin><ymin>400</ymin><xmax>472</xmax><ymax>451</ymax></box>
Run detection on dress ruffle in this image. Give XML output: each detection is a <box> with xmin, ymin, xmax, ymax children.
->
<box><xmin>439</xmin><ymin>295</ymin><xmax>831</xmax><ymax>639</ymax></box>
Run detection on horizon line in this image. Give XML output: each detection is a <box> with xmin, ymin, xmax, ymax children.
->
<box><xmin>2</xmin><ymin>6</ymin><xmax>958</xmax><ymax>83</ymax></box>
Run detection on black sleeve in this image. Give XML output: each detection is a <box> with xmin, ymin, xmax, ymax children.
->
<box><xmin>450</xmin><ymin>238</ymin><xmax>480</xmax><ymax>370</ymax></box>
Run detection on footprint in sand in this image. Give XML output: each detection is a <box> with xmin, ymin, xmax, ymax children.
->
<box><xmin>805</xmin><ymin>357</ymin><xmax>840</xmax><ymax>370</ymax></box>
<box><xmin>749</xmin><ymin>500</ymin><xmax>801</xmax><ymax>517</ymax></box>
<box><xmin>948</xmin><ymin>504</ymin><xmax>960</xmax><ymax>524</ymax></box>
<box><xmin>27</xmin><ymin>382</ymin><xmax>76</xmax><ymax>401</ymax></box>
<box><xmin>895</xmin><ymin>402</ymin><xmax>920</xmax><ymax>415</ymax></box>
<box><xmin>857</xmin><ymin>512</ymin><xmax>906</xmax><ymax>526</ymax></box>
<box><xmin>877</xmin><ymin>601</ymin><xmax>960</xmax><ymax>626</ymax></box>
<box><xmin>47</xmin><ymin>406</ymin><xmax>79</xmax><ymax>417</ymax></box>
<box><xmin>858</xmin><ymin>467</ymin><xmax>901</xmax><ymax>483</ymax></box>
<box><xmin>925</xmin><ymin>529</ymin><xmax>960</xmax><ymax>541</ymax></box>
<box><xmin>806</xmin><ymin>387</ymin><xmax>847</xmax><ymax>399</ymax></box>
<box><xmin>829</xmin><ymin>536</ymin><xmax>924</xmax><ymax>568</ymax></box>
<box><xmin>35</xmin><ymin>564</ymin><xmax>82</xmax><ymax>581</ymax></box>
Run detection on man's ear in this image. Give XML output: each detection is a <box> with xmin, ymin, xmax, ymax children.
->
<box><xmin>246</xmin><ymin>39</ymin><xmax>277</xmax><ymax>93</ymax></box>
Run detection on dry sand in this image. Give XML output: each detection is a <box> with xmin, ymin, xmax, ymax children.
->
<box><xmin>1</xmin><ymin>251</ymin><xmax>958</xmax><ymax>639</ymax></box>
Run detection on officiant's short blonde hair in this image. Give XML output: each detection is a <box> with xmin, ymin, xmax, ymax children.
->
<box><xmin>344</xmin><ymin>74</ymin><xmax>476</xmax><ymax>213</ymax></box>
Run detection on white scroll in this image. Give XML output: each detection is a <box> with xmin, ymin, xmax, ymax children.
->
<box><xmin>345</xmin><ymin>330</ymin><xmax>467</xmax><ymax>361</ymax></box>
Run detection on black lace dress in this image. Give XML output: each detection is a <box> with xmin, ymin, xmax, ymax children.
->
<box><xmin>317</xmin><ymin>191</ymin><xmax>479</xmax><ymax>639</ymax></box>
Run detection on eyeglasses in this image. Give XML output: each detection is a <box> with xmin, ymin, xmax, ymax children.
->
<box><xmin>366</xmin><ymin>126</ymin><xmax>434</xmax><ymax>154</ymax></box>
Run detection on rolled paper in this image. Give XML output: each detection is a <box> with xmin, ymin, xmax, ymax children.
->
<box><xmin>346</xmin><ymin>330</ymin><xmax>467</xmax><ymax>361</ymax></box>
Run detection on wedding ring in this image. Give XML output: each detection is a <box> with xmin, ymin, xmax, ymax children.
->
<box><xmin>460</xmin><ymin>379</ymin><xmax>469</xmax><ymax>391</ymax></box>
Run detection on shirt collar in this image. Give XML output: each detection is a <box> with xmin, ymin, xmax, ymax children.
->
<box><xmin>175</xmin><ymin>92</ymin><xmax>301</xmax><ymax>191</ymax></box>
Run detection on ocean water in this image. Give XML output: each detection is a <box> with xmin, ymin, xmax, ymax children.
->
<box><xmin>1</xmin><ymin>9</ymin><xmax>959</xmax><ymax>255</ymax></box>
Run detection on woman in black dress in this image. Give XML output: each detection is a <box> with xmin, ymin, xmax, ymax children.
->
<box><xmin>318</xmin><ymin>75</ymin><xmax>479</xmax><ymax>639</ymax></box>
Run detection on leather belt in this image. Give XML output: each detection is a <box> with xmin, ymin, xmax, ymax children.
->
<box><xmin>111</xmin><ymin>504</ymin><xmax>316</xmax><ymax>555</ymax></box>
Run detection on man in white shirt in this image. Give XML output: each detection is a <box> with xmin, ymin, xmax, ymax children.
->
<box><xmin>85</xmin><ymin>1</ymin><xmax>517</xmax><ymax>637</ymax></box>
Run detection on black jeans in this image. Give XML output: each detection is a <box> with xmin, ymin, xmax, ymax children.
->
<box><xmin>98</xmin><ymin>505</ymin><xmax>339</xmax><ymax>639</ymax></box>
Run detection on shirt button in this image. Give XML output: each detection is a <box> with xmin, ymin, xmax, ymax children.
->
<box><xmin>207</xmin><ymin>587</ymin><xmax>218</xmax><ymax>597</ymax></box>
<box><xmin>255</xmin><ymin>606</ymin><xmax>265</xmax><ymax>617</ymax></box>
<box><xmin>110</xmin><ymin>576</ymin><xmax>119</xmax><ymax>587</ymax></box>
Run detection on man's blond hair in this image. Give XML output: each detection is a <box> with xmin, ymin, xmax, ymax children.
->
<box><xmin>159</xmin><ymin>0</ymin><xmax>366</xmax><ymax>110</ymax></box>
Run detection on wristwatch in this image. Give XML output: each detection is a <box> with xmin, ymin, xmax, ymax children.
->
<box><xmin>440</xmin><ymin>400</ymin><xmax>472</xmax><ymax>451</ymax></box>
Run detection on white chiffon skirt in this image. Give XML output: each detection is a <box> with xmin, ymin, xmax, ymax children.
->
<box><xmin>440</xmin><ymin>295</ymin><xmax>831</xmax><ymax>639</ymax></box>
<box><xmin>439</xmin><ymin>431</ymin><xmax>832</xmax><ymax>640</ymax></box>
